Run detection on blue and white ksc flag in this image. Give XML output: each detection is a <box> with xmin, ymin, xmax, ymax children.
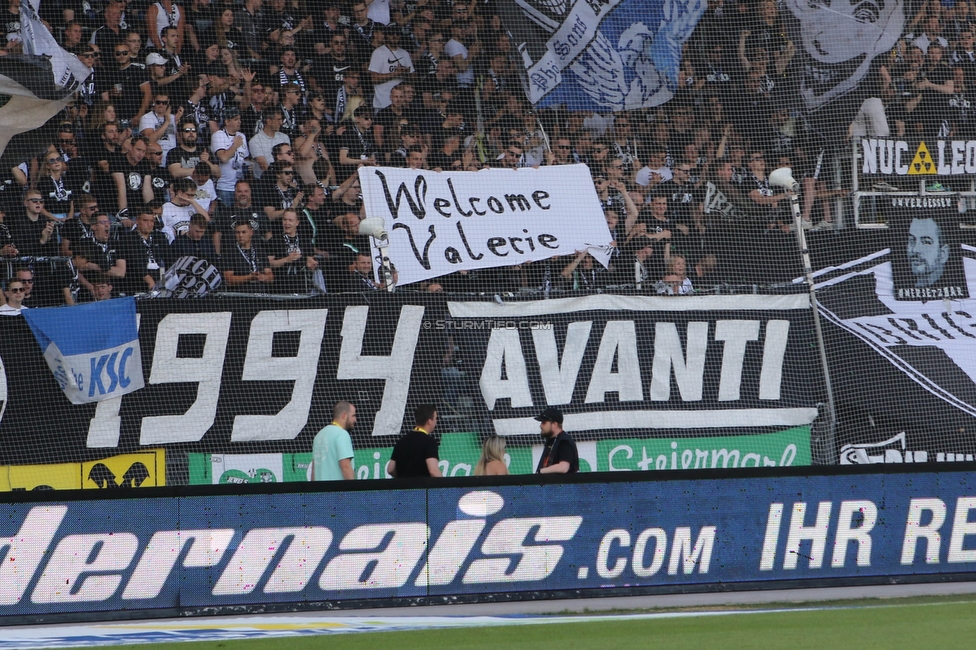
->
<box><xmin>498</xmin><ymin>0</ymin><xmax>704</xmax><ymax>111</ymax></box>
<box><xmin>22</xmin><ymin>298</ymin><xmax>144</xmax><ymax>404</ymax></box>
<box><xmin>0</xmin><ymin>0</ymin><xmax>92</xmax><ymax>156</ymax></box>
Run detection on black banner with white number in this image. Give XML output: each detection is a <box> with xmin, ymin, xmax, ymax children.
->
<box><xmin>0</xmin><ymin>293</ymin><xmax>819</xmax><ymax>466</ymax></box>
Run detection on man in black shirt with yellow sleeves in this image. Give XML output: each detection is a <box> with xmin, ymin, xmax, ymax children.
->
<box><xmin>387</xmin><ymin>404</ymin><xmax>442</xmax><ymax>478</ymax></box>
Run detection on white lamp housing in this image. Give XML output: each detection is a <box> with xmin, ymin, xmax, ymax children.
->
<box><xmin>359</xmin><ymin>217</ymin><xmax>389</xmax><ymax>242</ymax></box>
<box><xmin>769</xmin><ymin>167</ymin><xmax>799</xmax><ymax>192</ymax></box>
<box><xmin>358</xmin><ymin>216</ymin><xmax>395</xmax><ymax>292</ymax></box>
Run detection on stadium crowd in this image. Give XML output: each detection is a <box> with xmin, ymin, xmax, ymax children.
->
<box><xmin>0</xmin><ymin>0</ymin><xmax>965</xmax><ymax>308</ymax></box>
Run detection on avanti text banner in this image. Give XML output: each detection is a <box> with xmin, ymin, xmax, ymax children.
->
<box><xmin>358</xmin><ymin>164</ymin><xmax>614</xmax><ymax>286</ymax></box>
<box><xmin>0</xmin><ymin>293</ymin><xmax>819</xmax><ymax>468</ymax></box>
<box><xmin>450</xmin><ymin>294</ymin><xmax>818</xmax><ymax>439</ymax></box>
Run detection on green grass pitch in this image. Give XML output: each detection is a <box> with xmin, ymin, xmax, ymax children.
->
<box><xmin>65</xmin><ymin>596</ymin><xmax>976</xmax><ymax>650</ymax></box>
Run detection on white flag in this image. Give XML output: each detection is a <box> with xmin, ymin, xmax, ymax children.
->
<box><xmin>0</xmin><ymin>0</ymin><xmax>92</xmax><ymax>155</ymax></box>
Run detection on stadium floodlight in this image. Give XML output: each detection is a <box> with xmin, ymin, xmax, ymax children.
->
<box><xmin>770</xmin><ymin>166</ymin><xmax>837</xmax><ymax>460</ymax></box>
<box><xmin>359</xmin><ymin>217</ymin><xmax>396</xmax><ymax>292</ymax></box>
<box><xmin>769</xmin><ymin>167</ymin><xmax>800</xmax><ymax>192</ymax></box>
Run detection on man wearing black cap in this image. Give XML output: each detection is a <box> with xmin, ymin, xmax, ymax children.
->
<box><xmin>535</xmin><ymin>407</ymin><xmax>579</xmax><ymax>474</ymax></box>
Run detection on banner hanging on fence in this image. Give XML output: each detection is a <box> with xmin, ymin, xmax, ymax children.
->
<box><xmin>860</xmin><ymin>139</ymin><xmax>976</xmax><ymax>176</ymax></box>
<box><xmin>449</xmin><ymin>294</ymin><xmax>818</xmax><ymax>437</ymax></box>
<box><xmin>497</xmin><ymin>0</ymin><xmax>705</xmax><ymax>110</ymax></box>
<box><xmin>359</xmin><ymin>165</ymin><xmax>614</xmax><ymax>286</ymax></box>
<box><xmin>0</xmin><ymin>294</ymin><xmax>817</xmax><ymax>465</ymax></box>
<box><xmin>813</xmin><ymin>202</ymin><xmax>976</xmax><ymax>463</ymax></box>
<box><xmin>22</xmin><ymin>297</ymin><xmax>144</xmax><ymax>405</ymax></box>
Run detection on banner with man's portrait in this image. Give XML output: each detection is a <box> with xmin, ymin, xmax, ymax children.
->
<box><xmin>888</xmin><ymin>206</ymin><xmax>969</xmax><ymax>301</ymax></box>
<box><xmin>813</xmin><ymin>205</ymin><xmax>976</xmax><ymax>462</ymax></box>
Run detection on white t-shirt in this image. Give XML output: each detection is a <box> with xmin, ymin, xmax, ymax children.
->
<box><xmin>139</xmin><ymin>111</ymin><xmax>178</xmax><ymax>155</ymax></box>
<box><xmin>152</xmin><ymin>2</ymin><xmax>182</xmax><ymax>45</ymax></box>
<box><xmin>367</xmin><ymin>0</ymin><xmax>390</xmax><ymax>25</ymax></box>
<box><xmin>248</xmin><ymin>130</ymin><xmax>291</xmax><ymax>180</ymax></box>
<box><xmin>656</xmin><ymin>277</ymin><xmax>694</xmax><ymax>295</ymax></box>
<box><xmin>912</xmin><ymin>33</ymin><xmax>948</xmax><ymax>54</ymax></box>
<box><xmin>444</xmin><ymin>38</ymin><xmax>474</xmax><ymax>87</ymax></box>
<box><xmin>193</xmin><ymin>178</ymin><xmax>218</xmax><ymax>212</ymax></box>
<box><xmin>161</xmin><ymin>201</ymin><xmax>198</xmax><ymax>243</ymax></box>
<box><xmin>583</xmin><ymin>112</ymin><xmax>611</xmax><ymax>138</ymax></box>
<box><xmin>211</xmin><ymin>129</ymin><xmax>250</xmax><ymax>192</ymax></box>
<box><xmin>850</xmin><ymin>97</ymin><xmax>890</xmax><ymax>138</ymax></box>
<box><xmin>0</xmin><ymin>304</ymin><xmax>25</xmax><ymax>315</ymax></box>
<box><xmin>368</xmin><ymin>45</ymin><xmax>414</xmax><ymax>110</ymax></box>
<box><xmin>635</xmin><ymin>165</ymin><xmax>673</xmax><ymax>187</ymax></box>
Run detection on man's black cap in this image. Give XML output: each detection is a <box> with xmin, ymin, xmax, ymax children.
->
<box><xmin>534</xmin><ymin>407</ymin><xmax>563</xmax><ymax>424</ymax></box>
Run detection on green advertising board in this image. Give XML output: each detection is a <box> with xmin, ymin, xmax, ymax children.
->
<box><xmin>188</xmin><ymin>427</ymin><xmax>810</xmax><ymax>484</ymax></box>
<box><xmin>591</xmin><ymin>427</ymin><xmax>810</xmax><ymax>471</ymax></box>
<box><xmin>187</xmin><ymin>452</ymin><xmax>313</xmax><ymax>484</ymax></box>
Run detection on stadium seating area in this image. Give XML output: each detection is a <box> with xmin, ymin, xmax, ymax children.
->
<box><xmin>0</xmin><ymin>0</ymin><xmax>970</xmax><ymax>307</ymax></box>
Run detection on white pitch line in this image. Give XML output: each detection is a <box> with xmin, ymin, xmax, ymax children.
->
<box><xmin>7</xmin><ymin>602</ymin><xmax>975</xmax><ymax>650</ymax></box>
<box><xmin>0</xmin><ymin>611</ymin><xmax>756</xmax><ymax>649</ymax></box>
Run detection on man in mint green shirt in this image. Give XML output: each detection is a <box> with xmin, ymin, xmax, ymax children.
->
<box><xmin>313</xmin><ymin>401</ymin><xmax>357</xmax><ymax>480</ymax></box>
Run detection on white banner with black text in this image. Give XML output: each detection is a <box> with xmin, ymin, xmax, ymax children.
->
<box><xmin>358</xmin><ymin>164</ymin><xmax>615</xmax><ymax>286</ymax></box>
